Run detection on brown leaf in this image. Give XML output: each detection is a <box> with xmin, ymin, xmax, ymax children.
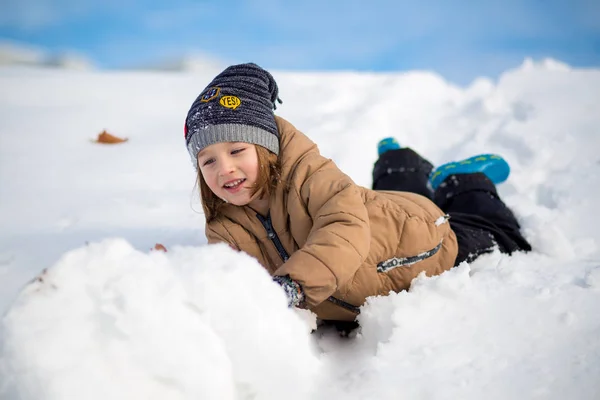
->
<box><xmin>153</xmin><ymin>243</ymin><xmax>168</xmax><ymax>252</ymax></box>
<box><xmin>94</xmin><ymin>130</ymin><xmax>128</xmax><ymax>144</ymax></box>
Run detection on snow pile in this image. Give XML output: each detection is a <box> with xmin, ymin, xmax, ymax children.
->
<box><xmin>1</xmin><ymin>58</ymin><xmax>600</xmax><ymax>399</ymax></box>
<box><xmin>1</xmin><ymin>240</ymin><xmax>319</xmax><ymax>400</ymax></box>
<box><xmin>44</xmin><ymin>53</ymin><xmax>95</xmax><ymax>71</ymax></box>
<box><xmin>0</xmin><ymin>41</ymin><xmax>95</xmax><ymax>70</ymax></box>
<box><xmin>0</xmin><ymin>42</ymin><xmax>44</xmax><ymax>66</ymax></box>
<box><xmin>137</xmin><ymin>54</ymin><xmax>225</xmax><ymax>74</ymax></box>
<box><xmin>322</xmin><ymin>251</ymin><xmax>600</xmax><ymax>399</ymax></box>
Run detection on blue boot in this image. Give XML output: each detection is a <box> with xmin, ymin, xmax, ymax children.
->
<box><xmin>377</xmin><ymin>137</ymin><xmax>401</xmax><ymax>156</ymax></box>
<box><xmin>429</xmin><ymin>154</ymin><xmax>510</xmax><ymax>190</ymax></box>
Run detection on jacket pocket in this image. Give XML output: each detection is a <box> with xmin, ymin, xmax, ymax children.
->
<box><xmin>377</xmin><ymin>240</ymin><xmax>443</xmax><ymax>273</ymax></box>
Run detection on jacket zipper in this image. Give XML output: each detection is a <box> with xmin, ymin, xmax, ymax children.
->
<box><xmin>376</xmin><ymin>241</ymin><xmax>443</xmax><ymax>272</ymax></box>
<box><xmin>256</xmin><ymin>213</ymin><xmax>289</xmax><ymax>262</ymax></box>
<box><xmin>255</xmin><ymin>213</ymin><xmax>360</xmax><ymax>314</ymax></box>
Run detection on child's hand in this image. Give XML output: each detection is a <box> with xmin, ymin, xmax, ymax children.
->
<box><xmin>273</xmin><ymin>275</ymin><xmax>305</xmax><ymax>308</ymax></box>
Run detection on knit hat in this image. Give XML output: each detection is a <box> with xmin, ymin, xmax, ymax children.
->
<box><xmin>184</xmin><ymin>63</ymin><xmax>282</xmax><ymax>165</ymax></box>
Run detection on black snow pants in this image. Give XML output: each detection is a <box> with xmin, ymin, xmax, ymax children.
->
<box><xmin>372</xmin><ymin>148</ymin><xmax>532</xmax><ymax>265</ymax></box>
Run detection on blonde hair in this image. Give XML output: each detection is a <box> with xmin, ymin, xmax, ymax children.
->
<box><xmin>197</xmin><ymin>145</ymin><xmax>281</xmax><ymax>222</ymax></box>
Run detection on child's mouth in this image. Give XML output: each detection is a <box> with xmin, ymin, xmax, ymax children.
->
<box><xmin>223</xmin><ymin>178</ymin><xmax>246</xmax><ymax>192</ymax></box>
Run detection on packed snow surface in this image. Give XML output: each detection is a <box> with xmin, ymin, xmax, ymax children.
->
<box><xmin>1</xmin><ymin>59</ymin><xmax>600</xmax><ymax>399</ymax></box>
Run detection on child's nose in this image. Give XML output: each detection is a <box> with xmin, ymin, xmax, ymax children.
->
<box><xmin>218</xmin><ymin>159</ymin><xmax>236</xmax><ymax>176</ymax></box>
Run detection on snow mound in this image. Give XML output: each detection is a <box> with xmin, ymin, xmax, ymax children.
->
<box><xmin>0</xmin><ymin>239</ymin><xmax>319</xmax><ymax>400</ymax></box>
<box><xmin>0</xmin><ymin>41</ymin><xmax>95</xmax><ymax>70</ymax></box>
<box><xmin>140</xmin><ymin>55</ymin><xmax>225</xmax><ymax>73</ymax></box>
<box><xmin>519</xmin><ymin>57</ymin><xmax>572</xmax><ymax>72</ymax></box>
<box><xmin>319</xmin><ymin>251</ymin><xmax>600</xmax><ymax>399</ymax></box>
<box><xmin>0</xmin><ymin>42</ymin><xmax>45</xmax><ymax>66</ymax></box>
<box><xmin>45</xmin><ymin>53</ymin><xmax>95</xmax><ymax>70</ymax></box>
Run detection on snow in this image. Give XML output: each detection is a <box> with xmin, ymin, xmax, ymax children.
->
<box><xmin>1</xmin><ymin>240</ymin><xmax>318</xmax><ymax>400</ymax></box>
<box><xmin>0</xmin><ymin>41</ymin><xmax>95</xmax><ymax>70</ymax></box>
<box><xmin>1</xmin><ymin>58</ymin><xmax>600</xmax><ymax>399</ymax></box>
<box><xmin>0</xmin><ymin>42</ymin><xmax>44</xmax><ymax>66</ymax></box>
<box><xmin>134</xmin><ymin>54</ymin><xmax>226</xmax><ymax>74</ymax></box>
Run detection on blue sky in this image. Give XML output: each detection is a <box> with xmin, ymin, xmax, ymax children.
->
<box><xmin>1</xmin><ymin>0</ymin><xmax>599</xmax><ymax>84</ymax></box>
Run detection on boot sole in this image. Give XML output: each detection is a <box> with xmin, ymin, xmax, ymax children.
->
<box><xmin>430</xmin><ymin>154</ymin><xmax>510</xmax><ymax>189</ymax></box>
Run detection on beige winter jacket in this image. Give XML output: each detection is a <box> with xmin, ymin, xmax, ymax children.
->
<box><xmin>206</xmin><ymin>117</ymin><xmax>458</xmax><ymax>321</ymax></box>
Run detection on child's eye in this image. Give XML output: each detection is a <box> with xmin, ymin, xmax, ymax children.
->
<box><xmin>202</xmin><ymin>158</ymin><xmax>215</xmax><ymax>166</ymax></box>
<box><xmin>231</xmin><ymin>148</ymin><xmax>246</xmax><ymax>155</ymax></box>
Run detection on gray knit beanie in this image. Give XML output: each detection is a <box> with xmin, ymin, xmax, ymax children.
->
<box><xmin>185</xmin><ymin>63</ymin><xmax>282</xmax><ymax>164</ymax></box>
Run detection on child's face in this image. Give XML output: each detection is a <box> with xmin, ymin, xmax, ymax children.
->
<box><xmin>197</xmin><ymin>142</ymin><xmax>260</xmax><ymax>206</ymax></box>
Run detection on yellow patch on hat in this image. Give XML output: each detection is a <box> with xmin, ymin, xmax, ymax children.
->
<box><xmin>220</xmin><ymin>96</ymin><xmax>241</xmax><ymax>110</ymax></box>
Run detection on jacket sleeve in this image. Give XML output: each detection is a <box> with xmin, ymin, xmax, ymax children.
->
<box><xmin>206</xmin><ymin>220</ymin><xmax>239</xmax><ymax>251</ymax></box>
<box><xmin>274</xmin><ymin>157</ymin><xmax>371</xmax><ymax>308</ymax></box>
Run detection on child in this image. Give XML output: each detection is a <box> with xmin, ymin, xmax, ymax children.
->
<box><xmin>184</xmin><ymin>63</ymin><xmax>531</xmax><ymax>322</ymax></box>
